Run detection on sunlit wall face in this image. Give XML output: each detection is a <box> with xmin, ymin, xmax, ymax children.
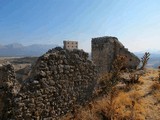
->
<box><xmin>0</xmin><ymin>0</ymin><xmax>160</xmax><ymax>52</ymax></box>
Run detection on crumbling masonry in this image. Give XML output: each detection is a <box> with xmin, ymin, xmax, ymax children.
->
<box><xmin>92</xmin><ymin>36</ymin><xmax>140</xmax><ymax>73</ymax></box>
<box><xmin>0</xmin><ymin>47</ymin><xmax>97</xmax><ymax>120</ymax></box>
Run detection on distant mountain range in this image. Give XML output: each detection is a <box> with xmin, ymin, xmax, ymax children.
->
<box><xmin>0</xmin><ymin>43</ymin><xmax>59</xmax><ymax>57</ymax></box>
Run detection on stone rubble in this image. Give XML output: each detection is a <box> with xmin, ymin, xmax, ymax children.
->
<box><xmin>0</xmin><ymin>47</ymin><xmax>97</xmax><ymax>120</ymax></box>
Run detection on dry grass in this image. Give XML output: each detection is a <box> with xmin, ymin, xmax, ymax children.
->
<box><xmin>150</xmin><ymin>82</ymin><xmax>160</xmax><ymax>103</ymax></box>
<box><xmin>62</xmin><ymin>89</ymin><xmax>146</xmax><ymax>120</ymax></box>
<box><xmin>62</xmin><ymin>68</ymin><xmax>160</xmax><ymax>120</ymax></box>
<box><xmin>150</xmin><ymin>82</ymin><xmax>160</xmax><ymax>91</ymax></box>
<box><xmin>96</xmin><ymin>72</ymin><xmax>113</xmax><ymax>95</ymax></box>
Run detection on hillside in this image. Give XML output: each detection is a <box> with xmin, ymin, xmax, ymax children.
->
<box><xmin>0</xmin><ymin>49</ymin><xmax>159</xmax><ymax>119</ymax></box>
<box><xmin>0</xmin><ymin>56</ymin><xmax>160</xmax><ymax>119</ymax></box>
<box><xmin>62</xmin><ymin>68</ymin><xmax>160</xmax><ymax>120</ymax></box>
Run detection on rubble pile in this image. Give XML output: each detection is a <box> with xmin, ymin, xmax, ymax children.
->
<box><xmin>0</xmin><ymin>47</ymin><xmax>97</xmax><ymax>119</ymax></box>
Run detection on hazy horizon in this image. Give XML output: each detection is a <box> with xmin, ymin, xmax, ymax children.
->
<box><xmin>0</xmin><ymin>0</ymin><xmax>160</xmax><ymax>52</ymax></box>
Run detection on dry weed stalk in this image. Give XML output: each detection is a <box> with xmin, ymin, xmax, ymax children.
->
<box><xmin>100</xmin><ymin>87</ymin><xmax>119</xmax><ymax>120</ymax></box>
<box><xmin>140</xmin><ymin>52</ymin><xmax>150</xmax><ymax>70</ymax></box>
<box><xmin>112</xmin><ymin>55</ymin><xmax>126</xmax><ymax>78</ymax></box>
<box><xmin>129</xmin><ymin>74</ymin><xmax>140</xmax><ymax>84</ymax></box>
<box><xmin>97</xmin><ymin>72</ymin><xmax>113</xmax><ymax>94</ymax></box>
<box><xmin>123</xmin><ymin>74</ymin><xmax>141</xmax><ymax>92</ymax></box>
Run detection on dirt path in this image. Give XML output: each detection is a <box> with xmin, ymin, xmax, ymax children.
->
<box><xmin>138</xmin><ymin>69</ymin><xmax>160</xmax><ymax>120</ymax></box>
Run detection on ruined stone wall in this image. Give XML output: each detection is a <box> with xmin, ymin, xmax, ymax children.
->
<box><xmin>119</xmin><ymin>48</ymin><xmax>140</xmax><ymax>69</ymax></box>
<box><xmin>0</xmin><ymin>63</ymin><xmax>20</xmax><ymax>119</ymax></box>
<box><xmin>92</xmin><ymin>36</ymin><xmax>140</xmax><ymax>73</ymax></box>
<box><xmin>1</xmin><ymin>47</ymin><xmax>97</xmax><ymax>119</ymax></box>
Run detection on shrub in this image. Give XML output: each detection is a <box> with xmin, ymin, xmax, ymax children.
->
<box><xmin>129</xmin><ymin>74</ymin><xmax>141</xmax><ymax>84</ymax></box>
<box><xmin>97</xmin><ymin>72</ymin><xmax>113</xmax><ymax>95</ymax></box>
<box><xmin>112</xmin><ymin>55</ymin><xmax>126</xmax><ymax>78</ymax></box>
<box><xmin>97</xmin><ymin>55</ymin><xmax>126</xmax><ymax>95</ymax></box>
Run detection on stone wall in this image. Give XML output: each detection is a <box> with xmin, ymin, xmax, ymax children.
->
<box><xmin>92</xmin><ymin>36</ymin><xmax>140</xmax><ymax>73</ymax></box>
<box><xmin>0</xmin><ymin>63</ymin><xmax>20</xmax><ymax>119</ymax></box>
<box><xmin>0</xmin><ymin>47</ymin><xmax>97</xmax><ymax>119</ymax></box>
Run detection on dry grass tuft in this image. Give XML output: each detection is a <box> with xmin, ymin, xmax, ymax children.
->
<box><xmin>150</xmin><ymin>82</ymin><xmax>160</xmax><ymax>91</ymax></box>
<box><xmin>150</xmin><ymin>82</ymin><xmax>160</xmax><ymax>103</ymax></box>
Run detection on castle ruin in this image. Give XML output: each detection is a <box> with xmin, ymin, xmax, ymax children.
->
<box><xmin>0</xmin><ymin>36</ymin><xmax>141</xmax><ymax>119</ymax></box>
<box><xmin>92</xmin><ymin>36</ymin><xmax>140</xmax><ymax>73</ymax></box>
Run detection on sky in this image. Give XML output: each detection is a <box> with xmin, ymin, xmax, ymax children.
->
<box><xmin>0</xmin><ymin>0</ymin><xmax>160</xmax><ymax>52</ymax></box>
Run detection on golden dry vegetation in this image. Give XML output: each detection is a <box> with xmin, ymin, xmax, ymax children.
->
<box><xmin>62</xmin><ymin>68</ymin><xmax>160</xmax><ymax>120</ymax></box>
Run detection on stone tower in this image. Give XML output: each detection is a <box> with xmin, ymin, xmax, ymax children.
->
<box><xmin>63</xmin><ymin>41</ymin><xmax>78</xmax><ymax>50</ymax></box>
<box><xmin>91</xmin><ymin>36</ymin><xmax>140</xmax><ymax>73</ymax></box>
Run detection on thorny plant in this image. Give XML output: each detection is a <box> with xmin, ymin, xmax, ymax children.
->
<box><xmin>140</xmin><ymin>52</ymin><xmax>150</xmax><ymax>70</ymax></box>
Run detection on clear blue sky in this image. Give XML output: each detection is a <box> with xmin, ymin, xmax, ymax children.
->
<box><xmin>0</xmin><ymin>0</ymin><xmax>160</xmax><ymax>52</ymax></box>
